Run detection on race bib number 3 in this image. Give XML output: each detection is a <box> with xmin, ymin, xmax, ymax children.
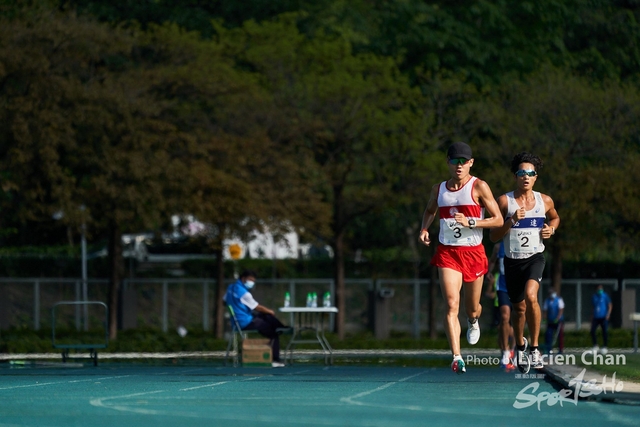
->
<box><xmin>510</xmin><ymin>229</ymin><xmax>541</xmax><ymax>252</ymax></box>
<box><xmin>443</xmin><ymin>220</ymin><xmax>473</xmax><ymax>245</ymax></box>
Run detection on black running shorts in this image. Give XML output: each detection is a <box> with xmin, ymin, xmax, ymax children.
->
<box><xmin>504</xmin><ymin>253</ymin><xmax>546</xmax><ymax>303</ymax></box>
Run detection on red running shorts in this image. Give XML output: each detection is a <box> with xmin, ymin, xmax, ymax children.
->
<box><xmin>430</xmin><ymin>244</ymin><xmax>488</xmax><ymax>283</ymax></box>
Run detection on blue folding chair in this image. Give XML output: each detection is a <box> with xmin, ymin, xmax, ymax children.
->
<box><xmin>224</xmin><ymin>304</ymin><xmax>260</xmax><ymax>367</ymax></box>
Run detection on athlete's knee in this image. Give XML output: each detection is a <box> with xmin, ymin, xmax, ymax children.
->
<box><xmin>512</xmin><ymin>300</ymin><xmax>526</xmax><ymax>314</ymax></box>
<box><xmin>445</xmin><ymin>306</ymin><xmax>459</xmax><ymax>317</ymax></box>
<box><xmin>443</xmin><ymin>295</ymin><xmax>459</xmax><ymax>311</ymax></box>
<box><xmin>524</xmin><ymin>290</ymin><xmax>538</xmax><ymax>305</ymax></box>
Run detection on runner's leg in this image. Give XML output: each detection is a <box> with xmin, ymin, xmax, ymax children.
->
<box><xmin>439</xmin><ymin>267</ymin><xmax>463</xmax><ymax>356</ymax></box>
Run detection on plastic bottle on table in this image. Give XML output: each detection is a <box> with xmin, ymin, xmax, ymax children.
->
<box><xmin>311</xmin><ymin>292</ymin><xmax>318</xmax><ymax>307</ymax></box>
<box><xmin>284</xmin><ymin>292</ymin><xmax>291</xmax><ymax>308</ymax></box>
<box><xmin>323</xmin><ymin>291</ymin><xmax>331</xmax><ymax>307</ymax></box>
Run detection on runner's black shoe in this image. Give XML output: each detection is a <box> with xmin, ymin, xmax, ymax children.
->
<box><xmin>516</xmin><ymin>337</ymin><xmax>530</xmax><ymax>374</ymax></box>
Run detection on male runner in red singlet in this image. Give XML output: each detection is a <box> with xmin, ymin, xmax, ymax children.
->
<box><xmin>419</xmin><ymin>142</ymin><xmax>503</xmax><ymax>374</ymax></box>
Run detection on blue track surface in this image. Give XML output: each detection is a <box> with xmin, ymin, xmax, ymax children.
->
<box><xmin>1</xmin><ymin>363</ymin><xmax>638</xmax><ymax>426</ymax></box>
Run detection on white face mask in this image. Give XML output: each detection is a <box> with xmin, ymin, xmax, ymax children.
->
<box><xmin>244</xmin><ymin>280</ymin><xmax>255</xmax><ymax>289</ymax></box>
<box><xmin>550</xmin><ymin>292</ymin><xmax>557</xmax><ymax>299</ymax></box>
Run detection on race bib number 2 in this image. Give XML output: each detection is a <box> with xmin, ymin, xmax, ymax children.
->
<box><xmin>509</xmin><ymin>229</ymin><xmax>541</xmax><ymax>252</ymax></box>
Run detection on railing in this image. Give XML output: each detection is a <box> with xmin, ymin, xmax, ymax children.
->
<box><xmin>537</xmin><ymin>279</ymin><xmax>618</xmax><ymax>330</ymax></box>
<box><xmin>0</xmin><ymin>278</ymin><xmax>109</xmax><ymax>331</ymax></box>
<box><xmin>0</xmin><ymin>277</ymin><xmax>638</xmax><ymax>334</ymax></box>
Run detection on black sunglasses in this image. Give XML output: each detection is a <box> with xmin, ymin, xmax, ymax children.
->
<box><xmin>449</xmin><ymin>158</ymin><xmax>470</xmax><ymax>165</ymax></box>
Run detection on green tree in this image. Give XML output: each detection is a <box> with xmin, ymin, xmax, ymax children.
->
<box><xmin>0</xmin><ymin>6</ymin><xmax>193</xmax><ymax>339</ymax></box>
<box><xmin>217</xmin><ymin>16</ymin><xmax>430</xmax><ymax>338</ymax></box>
<box><xmin>130</xmin><ymin>23</ymin><xmax>332</xmax><ymax>338</ymax></box>
<box><xmin>479</xmin><ymin>67</ymin><xmax>640</xmax><ymax>291</ymax></box>
<box><xmin>1</xmin><ymin>5</ymin><xmax>332</xmax><ymax>339</ymax></box>
<box><xmin>67</xmin><ymin>0</ymin><xmax>302</xmax><ymax>36</ymax></box>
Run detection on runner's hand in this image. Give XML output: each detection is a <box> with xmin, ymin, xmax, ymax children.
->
<box><xmin>419</xmin><ymin>229</ymin><xmax>431</xmax><ymax>246</ymax></box>
<box><xmin>512</xmin><ymin>207</ymin><xmax>526</xmax><ymax>222</ymax></box>
<box><xmin>453</xmin><ymin>212</ymin><xmax>469</xmax><ymax>226</ymax></box>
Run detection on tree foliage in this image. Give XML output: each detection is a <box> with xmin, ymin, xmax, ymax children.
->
<box><xmin>475</xmin><ymin>67</ymin><xmax>640</xmax><ymax>289</ymax></box>
<box><xmin>214</xmin><ymin>16</ymin><xmax>433</xmax><ymax>337</ymax></box>
<box><xmin>0</xmin><ymin>7</ymin><xmax>194</xmax><ymax>338</ymax></box>
<box><xmin>3</xmin><ymin>1</ymin><xmax>640</xmax><ymax>340</ymax></box>
<box><xmin>67</xmin><ymin>1</ymin><xmax>640</xmax><ymax>83</ymax></box>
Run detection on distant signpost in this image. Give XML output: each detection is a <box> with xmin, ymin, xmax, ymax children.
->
<box><xmin>228</xmin><ymin>243</ymin><xmax>242</xmax><ymax>260</ymax></box>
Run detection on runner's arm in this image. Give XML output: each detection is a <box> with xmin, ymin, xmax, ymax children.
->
<box><xmin>455</xmin><ymin>179</ymin><xmax>502</xmax><ymax>229</ymax></box>
<box><xmin>541</xmin><ymin>194</ymin><xmax>560</xmax><ymax>239</ymax></box>
<box><xmin>419</xmin><ymin>184</ymin><xmax>439</xmax><ymax>246</ymax></box>
<box><xmin>489</xmin><ymin>195</ymin><xmax>511</xmax><ymax>242</ymax></box>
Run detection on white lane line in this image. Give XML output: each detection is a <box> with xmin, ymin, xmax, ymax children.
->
<box><xmin>90</xmin><ymin>376</ymin><xmax>255</xmax><ymax>414</ymax></box>
<box><xmin>0</xmin><ymin>381</ymin><xmax>61</xmax><ymax>391</ymax></box>
<box><xmin>91</xmin><ymin>373</ymin><xmax>352</xmax><ymax>417</ymax></box>
<box><xmin>180</xmin><ymin>381</ymin><xmax>228</xmax><ymax>391</ymax></box>
<box><xmin>179</xmin><ymin>375</ymin><xmax>259</xmax><ymax>391</ymax></box>
<box><xmin>90</xmin><ymin>390</ymin><xmax>166</xmax><ymax>415</ymax></box>
<box><xmin>0</xmin><ymin>375</ymin><xmax>133</xmax><ymax>390</ymax></box>
<box><xmin>153</xmin><ymin>368</ymin><xmax>205</xmax><ymax>376</ymax></box>
<box><xmin>69</xmin><ymin>375</ymin><xmax>133</xmax><ymax>383</ymax></box>
<box><xmin>340</xmin><ymin>371</ymin><xmax>426</xmax><ymax>411</ymax></box>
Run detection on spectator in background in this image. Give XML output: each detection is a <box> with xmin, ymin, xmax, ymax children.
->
<box><xmin>590</xmin><ymin>284</ymin><xmax>613</xmax><ymax>355</ymax></box>
<box><xmin>223</xmin><ymin>269</ymin><xmax>291</xmax><ymax>367</ymax></box>
<box><xmin>485</xmin><ymin>241</ymin><xmax>515</xmax><ymax>369</ymax></box>
<box><xmin>542</xmin><ymin>287</ymin><xmax>564</xmax><ymax>354</ymax></box>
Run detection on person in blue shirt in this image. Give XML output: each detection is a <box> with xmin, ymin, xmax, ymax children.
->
<box><xmin>590</xmin><ymin>284</ymin><xmax>612</xmax><ymax>355</ymax></box>
<box><xmin>224</xmin><ymin>269</ymin><xmax>290</xmax><ymax>367</ymax></box>
<box><xmin>542</xmin><ymin>287</ymin><xmax>564</xmax><ymax>354</ymax></box>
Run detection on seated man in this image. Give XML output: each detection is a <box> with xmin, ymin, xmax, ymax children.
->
<box><xmin>224</xmin><ymin>269</ymin><xmax>289</xmax><ymax>367</ymax></box>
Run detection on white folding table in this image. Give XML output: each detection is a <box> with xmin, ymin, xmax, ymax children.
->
<box><xmin>279</xmin><ymin>306</ymin><xmax>338</xmax><ymax>365</ymax></box>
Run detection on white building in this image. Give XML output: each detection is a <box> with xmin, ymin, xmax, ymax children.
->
<box><xmin>124</xmin><ymin>215</ymin><xmax>333</xmax><ymax>262</ymax></box>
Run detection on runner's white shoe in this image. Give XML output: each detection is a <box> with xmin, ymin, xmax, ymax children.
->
<box><xmin>516</xmin><ymin>337</ymin><xmax>530</xmax><ymax>374</ymax></box>
<box><xmin>466</xmin><ymin>318</ymin><xmax>480</xmax><ymax>345</ymax></box>
<box><xmin>530</xmin><ymin>348</ymin><xmax>543</xmax><ymax>369</ymax></box>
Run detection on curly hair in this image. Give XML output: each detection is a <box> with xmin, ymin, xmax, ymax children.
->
<box><xmin>510</xmin><ymin>152</ymin><xmax>543</xmax><ymax>174</ymax></box>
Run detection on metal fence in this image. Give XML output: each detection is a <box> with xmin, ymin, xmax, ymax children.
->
<box><xmin>1</xmin><ymin>277</ymin><xmax>638</xmax><ymax>335</ymax></box>
<box><xmin>0</xmin><ymin>278</ymin><xmax>109</xmax><ymax>331</ymax></box>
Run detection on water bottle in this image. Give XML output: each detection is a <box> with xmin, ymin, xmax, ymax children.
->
<box><xmin>306</xmin><ymin>293</ymin><xmax>312</xmax><ymax>307</ymax></box>
<box><xmin>312</xmin><ymin>292</ymin><xmax>318</xmax><ymax>307</ymax></box>
<box><xmin>323</xmin><ymin>291</ymin><xmax>331</xmax><ymax>307</ymax></box>
<box><xmin>284</xmin><ymin>292</ymin><xmax>291</xmax><ymax>308</ymax></box>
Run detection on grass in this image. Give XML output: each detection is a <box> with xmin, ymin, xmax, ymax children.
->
<box><xmin>576</xmin><ymin>353</ymin><xmax>640</xmax><ymax>383</ymax></box>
